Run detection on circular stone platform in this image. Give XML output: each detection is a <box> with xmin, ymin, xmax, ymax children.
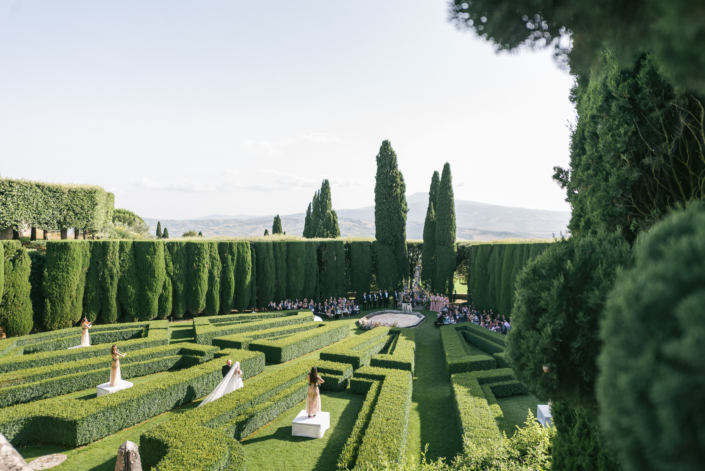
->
<box><xmin>28</xmin><ymin>454</ymin><xmax>68</xmax><ymax>470</ymax></box>
<box><xmin>358</xmin><ymin>310</ymin><xmax>425</xmax><ymax>329</ymax></box>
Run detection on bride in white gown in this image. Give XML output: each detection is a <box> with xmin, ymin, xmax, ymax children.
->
<box><xmin>197</xmin><ymin>361</ymin><xmax>244</xmax><ymax>408</ymax></box>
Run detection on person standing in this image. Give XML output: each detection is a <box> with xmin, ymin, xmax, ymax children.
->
<box><xmin>80</xmin><ymin>317</ymin><xmax>92</xmax><ymax>347</ymax></box>
<box><xmin>222</xmin><ymin>359</ymin><xmax>232</xmax><ymax>378</ymax></box>
<box><xmin>384</xmin><ymin>290</ymin><xmax>389</xmax><ymax>308</ymax></box>
<box><xmin>363</xmin><ymin>292</ymin><xmax>368</xmax><ymax>311</ymax></box>
<box><xmin>306</xmin><ymin>366</ymin><xmax>325</xmax><ymax>417</ymax></box>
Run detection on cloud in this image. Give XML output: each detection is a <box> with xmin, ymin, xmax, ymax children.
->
<box><xmin>240</xmin><ymin>140</ymin><xmax>281</xmax><ymax>155</ymax></box>
<box><xmin>133</xmin><ymin>170</ymin><xmax>366</xmax><ymax>194</ymax></box>
<box><xmin>301</xmin><ymin>132</ymin><xmax>345</xmax><ymax>144</ymax></box>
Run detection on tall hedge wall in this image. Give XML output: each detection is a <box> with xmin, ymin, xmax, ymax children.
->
<box><xmin>204</xmin><ymin>242</ymin><xmax>221</xmax><ymax>316</ymax></box>
<box><xmin>253</xmin><ymin>242</ymin><xmax>275</xmax><ymax>309</ymax></box>
<box><xmin>272</xmin><ymin>241</ymin><xmax>287</xmax><ymax>303</ymax></box>
<box><xmin>467</xmin><ymin>242</ymin><xmax>551</xmax><ymax>316</ymax></box>
<box><xmin>0</xmin><ymin>241</ymin><xmax>33</xmax><ymax>337</ymax></box>
<box><xmin>319</xmin><ymin>241</ymin><xmax>345</xmax><ymax>300</ymax></box>
<box><xmin>43</xmin><ymin>241</ymin><xmax>90</xmax><ymax>330</ymax></box>
<box><xmin>186</xmin><ymin>242</ymin><xmax>209</xmax><ymax>315</ymax></box>
<box><xmin>234</xmin><ymin>242</ymin><xmax>251</xmax><ymax>312</ymax></box>
<box><xmin>302</xmin><ymin>241</ymin><xmax>318</xmax><ymax>300</ymax></box>
<box><xmin>286</xmin><ymin>242</ymin><xmax>305</xmax><ymax>300</ymax></box>
<box><xmin>218</xmin><ymin>242</ymin><xmax>236</xmax><ymax>315</ymax></box>
<box><xmin>167</xmin><ymin>241</ymin><xmax>188</xmax><ymax>318</ymax></box>
<box><xmin>350</xmin><ymin>241</ymin><xmax>373</xmax><ymax>299</ymax></box>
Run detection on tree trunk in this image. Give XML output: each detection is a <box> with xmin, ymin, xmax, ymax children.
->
<box><xmin>43</xmin><ymin>230</ymin><xmax>50</xmax><ymax>240</ymax></box>
<box><xmin>12</xmin><ymin>229</ymin><xmax>20</xmax><ymax>240</ymax></box>
<box><xmin>74</xmin><ymin>227</ymin><xmax>80</xmax><ymax>239</ymax></box>
<box><xmin>61</xmin><ymin>228</ymin><xmax>68</xmax><ymax>239</ymax></box>
<box><xmin>31</xmin><ymin>227</ymin><xmax>37</xmax><ymax>241</ymax></box>
<box><xmin>82</xmin><ymin>230</ymin><xmax>87</xmax><ymax>240</ymax></box>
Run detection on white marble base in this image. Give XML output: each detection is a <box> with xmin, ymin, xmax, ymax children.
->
<box><xmin>292</xmin><ymin>410</ymin><xmax>330</xmax><ymax>439</ymax></box>
<box><xmin>96</xmin><ymin>380</ymin><xmax>133</xmax><ymax>397</ymax></box>
<box><xmin>68</xmin><ymin>345</ymin><xmax>90</xmax><ymax>349</ymax></box>
<box><xmin>313</xmin><ymin>316</ymin><xmax>323</xmax><ymax>322</ymax></box>
<box><xmin>537</xmin><ymin>404</ymin><xmax>553</xmax><ymax>428</ymax></box>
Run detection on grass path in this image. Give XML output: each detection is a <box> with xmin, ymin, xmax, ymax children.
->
<box><xmin>405</xmin><ymin>311</ymin><xmax>463</xmax><ymax>465</ymax></box>
<box><xmin>497</xmin><ymin>395</ymin><xmax>541</xmax><ymax>437</ymax></box>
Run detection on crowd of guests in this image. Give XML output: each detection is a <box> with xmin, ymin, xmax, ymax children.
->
<box><xmin>434</xmin><ymin>305</ymin><xmax>512</xmax><ymax>334</ymax></box>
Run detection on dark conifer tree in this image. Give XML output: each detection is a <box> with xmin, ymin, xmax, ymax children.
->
<box><xmin>263</xmin><ymin>229</ymin><xmax>269</xmax><ymax>236</ymax></box>
<box><xmin>374</xmin><ymin>140</ymin><xmax>409</xmax><ymax>290</ymax></box>
<box><xmin>198</xmin><ymin>231</ymin><xmax>203</xmax><ymax>237</ymax></box>
<box><xmin>272</xmin><ymin>215</ymin><xmax>283</xmax><ymax>235</ymax></box>
<box><xmin>421</xmin><ymin>171</ymin><xmax>440</xmax><ymax>290</ymax></box>
<box><xmin>303</xmin><ymin>203</ymin><xmax>313</xmax><ymax>238</ymax></box>
<box><xmin>156</xmin><ymin>221</ymin><xmax>162</xmax><ymax>239</ymax></box>
<box><xmin>302</xmin><ymin>180</ymin><xmax>340</xmax><ymax>238</ymax></box>
<box><xmin>435</xmin><ymin>162</ymin><xmax>457</xmax><ymax>296</ymax></box>
<box><xmin>162</xmin><ymin>228</ymin><xmax>169</xmax><ymax>239</ymax></box>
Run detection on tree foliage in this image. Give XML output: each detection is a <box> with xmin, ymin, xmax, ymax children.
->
<box><xmin>554</xmin><ymin>53</ymin><xmax>705</xmax><ymax>243</ymax></box>
<box><xmin>272</xmin><ymin>215</ymin><xmax>283</xmax><ymax>235</ymax></box>
<box><xmin>448</xmin><ymin>0</ymin><xmax>705</xmax><ymax>95</ymax></box>
<box><xmin>304</xmin><ymin>180</ymin><xmax>340</xmax><ymax>239</ymax></box>
<box><xmin>598</xmin><ymin>204</ymin><xmax>705</xmax><ymax>471</ymax></box>
<box><xmin>435</xmin><ymin>163</ymin><xmax>457</xmax><ymax>296</ymax></box>
<box><xmin>374</xmin><ymin>140</ymin><xmax>409</xmax><ymax>290</ymax></box>
<box><xmin>0</xmin><ymin>241</ymin><xmax>33</xmax><ymax>337</ymax></box>
<box><xmin>421</xmin><ymin>171</ymin><xmax>440</xmax><ymax>290</ymax></box>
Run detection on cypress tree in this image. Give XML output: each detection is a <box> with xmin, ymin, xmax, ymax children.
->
<box><xmin>286</xmin><ymin>241</ymin><xmax>305</xmax><ymax>300</ymax></box>
<box><xmin>492</xmin><ymin>244</ymin><xmax>505</xmax><ymax>309</ymax></box>
<box><xmin>186</xmin><ymin>241</ymin><xmax>209</xmax><ymax>315</ymax></box>
<box><xmin>499</xmin><ymin>244</ymin><xmax>516</xmax><ymax>317</ymax></box>
<box><xmin>318</xmin><ymin>241</ymin><xmax>345</xmax><ymax>299</ymax></box>
<box><xmin>198</xmin><ymin>231</ymin><xmax>203</xmax><ymax>237</ymax></box>
<box><xmin>0</xmin><ymin>241</ymin><xmax>33</xmax><ymax>336</ymax></box>
<box><xmin>421</xmin><ymin>171</ymin><xmax>440</xmax><ymax>290</ymax></box>
<box><xmin>350</xmin><ymin>241</ymin><xmax>373</xmax><ymax>300</ymax></box>
<box><xmin>163</xmin><ymin>228</ymin><xmax>169</xmax><ymax>239</ymax></box>
<box><xmin>218</xmin><ymin>242</ymin><xmax>236</xmax><ymax>314</ymax></box>
<box><xmin>117</xmin><ymin>240</ymin><xmax>139</xmax><ymax>320</ymax></box>
<box><xmin>435</xmin><ymin>163</ymin><xmax>457</xmax><ymax>296</ymax></box>
<box><xmin>254</xmin><ymin>242</ymin><xmax>275</xmax><ymax>308</ymax></box>
<box><xmin>133</xmin><ymin>241</ymin><xmax>166</xmax><ymax>321</ymax></box>
<box><xmin>374</xmin><ymin>140</ymin><xmax>409</xmax><ymax>290</ymax></box>
<box><xmin>83</xmin><ymin>242</ymin><xmax>103</xmax><ymax>323</ymax></box>
<box><xmin>156</xmin><ymin>221</ymin><xmax>162</xmax><ymax>239</ymax></box>
<box><xmin>272</xmin><ymin>241</ymin><xmax>287</xmax><ymax>302</ymax></box>
<box><xmin>310</xmin><ymin>192</ymin><xmax>320</xmax><ymax>237</ymax></box>
<box><xmin>487</xmin><ymin>244</ymin><xmax>499</xmax><ymax>309</ymax></box>
<box><xmin>272</xmin><ymin>215</ymin><xmax>283</xmax><ymax>235</ymax></box>
<box><xmin>43</xmin><ymin>241</ymin><xmax>90</xmax><ymax>330</ymax></box>
<box><xmin>167</xmin><ymin>241</ymin><xmax>187</xmax><ymax>318</ymax></box>
<box><xmin>264</xmin><ymin>229</ymin><xmax>269</xmax><ymax>236</ymax></box>
<box><xmin>249</xmin><ymin>243</ymin><xmax>257</xmax><ymax>309</ymax></box>
<box><xmin>303</xmin><ymin>241</ymin><xmax>319</xmax><ymax>300</ymax></box>
<box><xmin>233</xmin><ymin>242</ymin><xmax>251</xmax><ymax>312</ymax></box>
<box><xmin>303</xmin><ymin>203</ymin><xmax>313</xmax><ymax>238</ymax></box>
<box><xmin>204</xmin><ymin>242</ymin><xmax>221</xmax><ymax>316</ymax></box>
<box><xmin>158</xmin><ymin>247</ymin><xmax>173</xmax><ymax>319</ymax></box>
<box><xmin>0</xmin><ymin>242</ymin><xmax>4</xmax><ymax>305</ymax></box>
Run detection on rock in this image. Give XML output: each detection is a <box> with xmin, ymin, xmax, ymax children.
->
<box><xmin>115</xmin><ymin>441</ymin><xmax>142</xmax><ymax>471</ymax></box>
<box><xmin>0</xmin><ymin>433</ymin><xmax>32</xmax><ymax>471</ymax></box>
<box><xmin>27</xmin><ymin>455</ymin><xmax>67</xmax><ymax>470</ymax></box>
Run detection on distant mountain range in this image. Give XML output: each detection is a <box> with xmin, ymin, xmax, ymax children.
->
<box><xmin>144</xmin><ymin>192</ymin><xmax>571</xmax><ymax>241</ymax></box>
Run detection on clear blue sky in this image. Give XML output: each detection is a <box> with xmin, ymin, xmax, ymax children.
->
<box><xmin>0</xmin><ymin>0</ymin><xmax>575</xmax><ymax>220</ymax></box>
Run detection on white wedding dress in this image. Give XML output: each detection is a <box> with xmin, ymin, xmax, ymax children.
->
<box><xmin>197</xmin><ymin>361</ymin><xmax>244</xmax><ymax>408</ymax></box>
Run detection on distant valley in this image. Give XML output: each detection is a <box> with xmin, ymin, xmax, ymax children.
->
<box><xmin>144</xmin><ymin>192</ymin><xmax>570</xmax><ymax>241</ymax></box>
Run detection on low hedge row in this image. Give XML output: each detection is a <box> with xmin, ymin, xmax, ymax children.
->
<box><xmin>450</xmin><ymin>372</ymin><xmax>502</xmax><ymax>446</ymax></box>
<box><xmin>485</xmin><ymin>380</ymin><xmax>528</xmax><ymax>398</ymax></box>
<box><xmin>480</xmin><ymin>384</ymin><xmax>504</xmax><ymax>423</ymax></box>
<box><xmin>0</xmin><ymin>322</ymin><xmax>170</xmax><ymax>373</ymax></box>
<box><xmin>320</xmin><ymin>327</ymin><xmax>391</xmax><ymax>369</ymax></box>
<box><xmin>469</xmin><ymin>368</ymin><xmax>515</xmax><ymax>385</ymax></box>
<box><xmin>140</xmin><ymin>358</ymin><xmax>352</xmax><ymax>470</ymax></box>
<box><xmin>0</xmin><ymin>344</ymin><xmax>219</xmax><ymax>407</ymax></box>
<box><xmin>212</xmin><ymin>322</ymin><xmax>319</xmax><ymax>350</ymax></box>
<box><xmin>0</xmin><ymin>348</ymin><xmax>265</xmax><ymax>447</ymax></box>
<box><xmin>194</xmin><ymin>312</ymin><xmax>313</xmax><ymax>345</ymax></box>
<box><xmin>462</xmin><ymin>322</ymin><xmax>506</xmax><ymax>346</ymax></box>
<box><xmin>441</xmin><ymin>325</ymin><xmax>497</xmax><ymax>375</ymax></box>
<box><xmin>198</xmin><ymin>310</ymin><xmax>297</xmax><ymax>326</ymax></box>
<box><xmin>337</xmin><ymin>379</ymin><xmax>381</xmax><ymax>470</ymax></box>
<box><xmin>0</xmin><ymin>320</ymin><xmax>169</xmax><ymax>359</ymax></box>
<box><xmin>370</xmin><ymin>329</ymin><xmax>416</xmax><ymax>373</ymax></box>
<box><xmin>249</xmin><ymin>322</ymin><xmax>350</xmax><ymax>363</ymax></box>
<box><xmin>462</xmin><ymin>330</ymin><xmax>504</xmax><ymax>355</ymax></box>
<box><xmin>349</xmin><ymin>366</ymin><xmax>413</xmax><ymax>469</ymax></box>
<box><xmin>493</xmin><ymin>352</ymin><xmax>509</xmax><ymax>368</ymax></box>
<box><xmin>0</xmin><ymin>322</ymin><xmax>169</xmax><ymax>373</ymax></box>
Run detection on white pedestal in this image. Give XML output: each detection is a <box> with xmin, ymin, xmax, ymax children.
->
<box><xmin>96</xmin><ymin>380</ymin><xmax>133</xmax><ymax>397</ymax></box>
<box><xmin>313</xmin><ymin>316</ymin><xmax>323</xmax><ymax>322</ymax></box>
<box><xmin>68</xmin><ymin>345</ymin><xmax>90</xmax><ymax>349</ymax></box>
<box><xmin>292</xmin><ymin>410</ymin><xmax>330</xmax><ymax>439</ymax></box>
<box><xmin>537</xmin><ymin>404</ymin><xmax>553</xmax><ymax>428</ymax></box>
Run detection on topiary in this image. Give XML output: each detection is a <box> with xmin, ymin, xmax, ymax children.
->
<box><xmin>597</xmin><ymin>204</ymin><xmax>705</xmax><ymax>471</ymax></box>
<box><xmin>506</xmin><ymin>234</ymin><xmax>632</xmax><ymax>407</ymax></box>
<box><xmin>0</xmin><ymin>241</ymin><xmax>33</xmax><ymax>336</ymax></box>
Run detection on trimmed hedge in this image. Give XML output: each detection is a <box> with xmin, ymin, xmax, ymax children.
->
<box><xmin>469</xmin><ymin>368</ymin><xmax>516</xmax><ymax>385</ymax></box>
<box><xmin>218</xmin><ymin>242</ymin><xmax>237</xmax><ymax>315</ymax></box>
<box><xmin>248</xmin><ymin>322</ymin><xmax>350</xmax><ymax>363</ymax></box>
<box><xmin>140</xmin><ymin>358</ymin><xmax>352</xmax><ymax>470</ymax></box>
<box><xmin>337</xmin><ymin>379</ymin><xmax>381</xmax><ymax>470</ymax></box>
<box><xmin>186</xmin><ymin>242</ymin><xmax>209</xmax><ymax>315</ymax></box>
<box><xmin>167</xmin><ymin>241</ymin><xmax>188</xmax><ymax>318</ymax></box>
<box><xmin>451</xmin><ymin>372</ymin><xmax>502</xmax><ymax>445</ymax></box>
<box><xmin>253</xmin><ymin>242</ymin><xmax>274</xmax><ymax>308</ymax></box>
<box><xmin>272</xmin><ymin>241</ymin><xmax>287</xmax><ymax>303</ymax></box>
<box><xmin>43</xmin><ymin>241</ymin><xmax>91</xmax><ymax>330</ymax></box>
<box><xmin>485</xmin><ymin>380</ymin><xmax>528</xmax><ymax>398</ymax></box>
<box><xmin>233</xmin><ymin>241</ymin><xmax>252</xmax><ymax>312</ymax></box>
<box><xmin>212</xmin><ymin>323</ymin><xmax>319</xmax><ymax>350</ymax></box>
<box><xmin>302</xmin><ymin>241</ymin><xmax>319</xmax><ymax>300</ymax></box>
<box><xmin>461</xmin><ymin>330</ymin><xmax>504</xmax><ymax>355</ymax></box>
<box><xmin>204</xmin><ymin>242</ymin><xmax>221</xmax><ymax>316</ymax></box>
<box><xmin>0</xmin><ymin>348</ymin><xmax>266</xmax><ymax>448</ymax></box>
<box><xmin>348</xmin><ymin>366</ymin><xmax>413</xmax><ymax>469</ymax></box>
<box><xmin>370</xmin><ymin>329</ymin><xmax>416</xmax><ymax>372</ymax></box>
<box><xmin>319</xmin><ymin>240</ymin><xmax>345</xmax><ymax>300</ymax></box>
<box><xmin>440</xmin><ymin>325</ymin><xmax>496</xmax><ymax>375</ymax></box>
<box><xmin>349</xmin><ymin>241</ymin><xmax>373</xmax><ymax>300</ymax></box>
<box><xmin>0</xmin><ymin>321</ymin><xmax>169</xmax><ymax>373</ymax></box>
<box><xmin>320</xmin><ymin>327</ymin><xmax>391</xmax><ymax>369</ymax></box>
<box><xmin>0</xmin><ymin>241</ymin><xmax>33</xmax><ymax>337</ymax></box>
<box><xmin>194</xmin><ymin>311</ymin><xmax>313</xmax><ymax>345</ymax></box>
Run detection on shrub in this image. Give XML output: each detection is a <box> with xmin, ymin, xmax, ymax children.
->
<box><xmin>248</xmin><ymin>322</ymin><xmax>350</xmax><ymax>363</ymax></box>
<box><xmin>440</xmin><ymin>325</ymin><xmax>496</xmax><ymax>375</ymax></box>
<box><xmin>470</xmin><ymin>368</ymin><xmax>515</xmax><ymax>385</ymax></box>
<box><xmin>371</xmin><ymin>329</ymin><xmax>416</xmax><ymax>372</ymax></box>
<box><xmin>337</xmin><ymin>379</ymin><xmax>381</xmax><ymax>470</ymax></box>
<box><xmin>272</xmin><ymin>241</ymin><xmax>287</xmax><ymax>302</ymax></box>
<box><xmin>194</xmin><ymin>311</ymin><xmax>313</xmax><ymax>345</ymax></box>
<box><xmin>233</xmin><ymin>242</ymin><xmax>251</xmax><ymax>312</ymax></box>
<box><xmin>253</xmin><ymin>242</ymin><xmax>274</xmax><ymax>308</ymax></box>
<box><xmin>507</xmin><ymin>234</ymin><xmax>632</xmax><ymax>407</ymax></box>
<box><xmin>158</xmin><ymin>247</ymin><xmax>173</xmax><ymax>319</ymax></box>
<box><xmin>204</xmin><ymin>242</ymin><xmax>221</xmax><ymax>316</ymax></box>
<box><xmin>0</xmin><ymin>348</ymin><xmax>265</xmax><ymax>448</ymax></box>
<box><xmin>598</xmin><ymin>204</ymin><xmax>705</xmax><ymax>471</ymax></box>
<box><xmin>42</xmin><ymin>241</ymin><xmax>90</xmax><ymax>330</ymax></box>
<box><xmin>321</xmin><ymin>327</ymin><xmax>391</xmax><ymax>369</ymax></box>
<box><xmin>212</xmin><ymin>322</ymin><xmax>319</xmax><ymax>350</ymax></box>
<box><xmin>286</xmin><ymin>242</ymin><xmax>306</xmax><ymax>300</ymax></box>
<box><xmin>134</xmin><ymin>241</ymin><xmax>167</xmax><ymax>321</ymax></box>
<box><xmin>451</xmin><ymin>372</ymin><xmax>502</xmax><ymax>445</ymax></box>
<box><xmin>218</xmin><ymin>242</ymin><xmax>237</xmax><ymax>314</ymax></box>
<box><xmin>27</xmin><ymin>250</ymin><xmax>45</xmax><ymax>328</ymax></box>
<box><xmin>0</xmin><ymin>242</ymin><xmax>33</xmax><ymax>337</ymax></box>
<box><xmin>319</xmin><ymin>240</ymin><xmax>345</xmax><ymax>299</ymax></box>
<box><xmin>167</xmin><ymin>241</ymin><xmax>188</xmax><ymax>318</ymax></box>
<box><xmin>302</xmin><ymin>241</ymin><xmax>319</xmax><ymax>300</ymax></box>
<box><xmin>186</xmin><ymin>242</ymin><xmax>209</xmax><ymax>315</ymax></box>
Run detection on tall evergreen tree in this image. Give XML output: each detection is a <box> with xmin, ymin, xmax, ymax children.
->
<box><xmin>374</xmin><ymin>140</ymin><xmax>409</xmax><ymax>290</ymax></box>
<box><xmin>263</xmin><ymin>229</ymin><xmax>269</xmax><ymax>236</ymax></box>
<box><xmin>272</xmin><ymin>215</ymin><xmax>283</xmax><ymax>235</ymax></box>
<box><xmin>302</xmin><ymin>180</ymin><xmax>340</xmax><ymax>238</ymax></box>
<box><xmin>435</xmin><ymin>162</ymin><xmax>457</xmax><ymax>296</ymax></box>
<box><xmin>421</xmin><ymin>171</ymin><xmax>440</xmax><ymax>290</ymax></box>
<box><xmin>156</xmin><ymin>221</ymin><xmax>162</xmax><ymax>239</ymax></box>
<box><xmin>303</xmin><ymin>203</ymin><xmax>313</xmax><ymax>238</ymax></box>
<box><xmin>162</xmin><ymin>228</ymin><xmax>169</xmax><ymax>239</ymax></box>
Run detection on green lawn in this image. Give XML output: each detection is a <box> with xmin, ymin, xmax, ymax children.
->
<box><xmin>405</xmin><ymin>311</ymin><xmax>463</xmax><ymax>465</ymax></box>
<box><xmin>454</xmin><ymin>279</ymin><xmax>468</xmax><ymax>295</ymax></box>
<box><xmin>242</xmin><ymin>391</ymin><xmax>365</xmax><ymax>471</ymax></box>
<box><xmin>497</xmin><ymin>395</ymin><xmax>541</xmax><ymax>437</ymax></box>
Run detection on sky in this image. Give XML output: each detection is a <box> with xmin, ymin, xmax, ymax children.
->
<box><xmin>0</xmin><ymin>1</ymin><xmax>576</xmax><ymax>220</ymax></box>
